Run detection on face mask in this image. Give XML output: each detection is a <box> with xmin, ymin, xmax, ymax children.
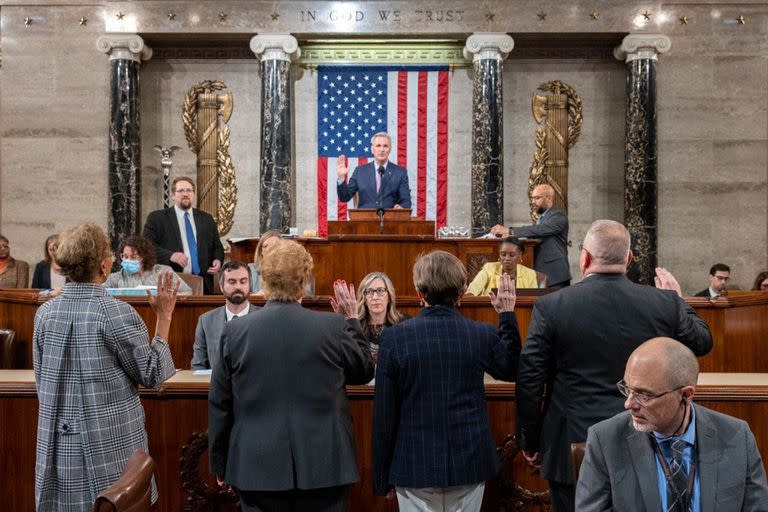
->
<box><xmin>121</xmin><ymin>259</ymin><xmax>141</xmax><ymax>275</ymax></box>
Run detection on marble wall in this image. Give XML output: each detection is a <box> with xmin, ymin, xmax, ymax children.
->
<box><xmin>1</xmin><ymin>1</ymin><xmax>766</xmax><ymax>293</ymax></box>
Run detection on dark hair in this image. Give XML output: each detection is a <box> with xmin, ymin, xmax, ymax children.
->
<box><xmin>709</xmin><ymin>263</ymin><xmax>730</xmax><ymax>275</ymax></box>
<box><xmin>0</xmin><ymin>234</ymin><xmax>8</xmax><ymax>244</ymax></box>
<box><xmin>118</xmin><ymin>235</ymin><xmax>157</xmax><ymax>272</ymax></box>
<box><xmin>172</xmin><ymin>176</ymin><xmax>196</xmax><ymax>192</ymax></box>
<box><xmin>500</xmin><ymin>236</ymin><xmax>524</xmax><ymax>253</ymax></box>
<box><xmin>43</xmin><ymin>234</ymin><xmax>59</xmax><ymax>265</ymax></box>
<box><xmin>753</xmin><ymin>271</ymin><xmax>768</xmax><ymax>291</ymax></box>
<box><xmin>219</xmin><ymin>260</ymin><xmax>251</xmax><ymax>286</ymax></box>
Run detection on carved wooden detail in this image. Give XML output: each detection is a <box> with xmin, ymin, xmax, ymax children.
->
<box><xmin>497</xmin><ymin>434</ymin><xmax>551</xmax><ymax>512</ymax></box>
<box><xmin>467</xmin><ymin>253</ymin><xmax>490</xmax><ymax>282</ymax></box>
<box><xmin>179</xmin><ymin>431</ymin><xmax>239</xmax><ymax>512</ymax></box>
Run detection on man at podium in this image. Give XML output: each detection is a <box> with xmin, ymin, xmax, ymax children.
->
<box><xmin>336</xmin><ymin>132</ymin><xmax>412</xmax><ymax>209</ymax></box>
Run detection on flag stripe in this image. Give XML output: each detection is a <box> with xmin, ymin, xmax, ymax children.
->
<box><xmin>436</xmin><ymin>70</ymin><xmax>449</xmax><ymax>228</ymax></box>
<box><xmin>426</xmin><ymin>72</ymin><xmax>437</xmax><ymax>220</ymax></box>
<box><xmin>397</xmin><ymin>72</ymin><xmax>408</xmax><ymax>167</ymax></box>
<box><xmin>406</xmin><ymin>73</ymin><xmax>419</xmax><ymax>210</ymax></box>
<box><xmin>417</xmin><ymin>72</ymin><xmax>428</xmax><ymax>218</ymax></box>
<box><xmin>317</xmin><ymin>157</ymin><xmax>328</xmax><ymax>236</ymax></box>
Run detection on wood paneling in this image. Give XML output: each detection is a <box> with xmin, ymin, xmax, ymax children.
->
<box><xmin>2</xmin><ymin>372</ymin><xmax>767</xmax><ymax>512</ymax></box>
<box><xmin>2</xmin><ymin>291</ymin><xmax>766</xmax><ymax>373</ymax></box>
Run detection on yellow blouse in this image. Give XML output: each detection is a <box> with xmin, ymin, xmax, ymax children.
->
<box><xmin>466</xmin><ymin>262</ymin><xmax>538</xmax><ymax>296</ymax></box>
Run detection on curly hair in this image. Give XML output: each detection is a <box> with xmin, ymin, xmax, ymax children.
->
<box><xmin>260</xmin><ymin>239</ymin><xmax>313</xmax><ymax>302</ymax></box>
<box><xmin>118</xmin><ymin>235</ymin><xmax>157</xmax><ymax>272</ymax></box>
<box><xmin>55</xmin><ymin>224</ymin><xmax>111</xmax><ymax>283</ymax></box>
<box><xmin>356</xmin><ymin>272</ymin><xmax>405</xmax><ymax>332</ymax></box>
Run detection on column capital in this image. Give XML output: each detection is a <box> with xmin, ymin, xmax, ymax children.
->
<box><xmin>97</xmin><ymin>34</ymin><xmax>152</xmax><ymax>62</ymax></box>
<box><xmin>614</xmin><ymin>34</ymin><xmax>671</xmax><ymax>62</ymax></box>
<box><xmin>463</xmin><ymin>33</ymin><xmax>514</xmax><ymax>62</ymax></box>
<box><xmin>250</xmin><ymin>34</ymin><xmax>300</xmax><ymax>62</ymax></box>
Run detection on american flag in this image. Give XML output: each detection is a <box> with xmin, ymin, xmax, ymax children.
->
<box><xmin>316</xmin><ymin>65</ymin><xmax>449</xmax><ymax>237</ymax></box>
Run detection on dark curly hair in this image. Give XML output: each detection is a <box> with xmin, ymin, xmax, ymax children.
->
<box><xmin>118</xmin><ymin>235</ymin><xmax>157</xmax><ymax>272</ymax></box>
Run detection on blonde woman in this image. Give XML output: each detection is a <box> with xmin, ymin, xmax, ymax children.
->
<box><xmin>356</xmin><ymin>272</ymin><xmax>407</xmax><ymax>358</ymax></box>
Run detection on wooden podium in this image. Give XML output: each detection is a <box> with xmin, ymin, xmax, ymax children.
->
<box><xmin>328</xmin><ymin>209</ymin><xmax>434</xmax><ymax>237</ymax></box>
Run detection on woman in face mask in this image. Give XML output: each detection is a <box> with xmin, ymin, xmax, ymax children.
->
<box><xmin>104</xmin><ymin>235</ymin><xmax>192</xmax><ymax>295</ymax></box>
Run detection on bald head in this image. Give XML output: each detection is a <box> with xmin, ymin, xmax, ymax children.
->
<box><xmin>531</xmin><ymin>183</ymin><xmax>555</xmax><ymax>213</ymax></box>
<box><xmin>580</xmin><ymin>220</ymin><xmax>631</xmax><ymax>274</ymax></box>
<box><xmin>629</xmin><ymin>337</ymin><xmax>699</xmax><ymax>389</ymax></box>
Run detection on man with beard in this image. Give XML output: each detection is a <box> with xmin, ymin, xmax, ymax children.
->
<box><xmin>491</xmin><ymin>183</ymin><xmax>571</xmax><ymax>288</ymax></box>
<box><xmin>576</xmin><ymin>338</ymin><xmax>768</xmax><ymax>511</ymax></box>
<box><xmin>191</xmin><ymin>261</ymin><xmax>257</xmax><ymax>370</ymax></box>
<box><xmin>143</xmin><ymin>176</ymin><xmax>224</xmax><ymax>294</ymax></box>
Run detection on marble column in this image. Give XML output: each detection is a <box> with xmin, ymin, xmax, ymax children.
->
<box><xmin>463</xmin><ymin>34</ymin><xmax>514</xmax><ymax>237</ymax></box>
<box><xmin>615</xmin><ymin>34</ymin><xmax>671</xmax><ymax>285</ymax></box>
<box><xmin>97</xmin><ymin>34</ymin><xmax>152</xmax><ymax>252</ymax></box>
<box><xmin>250</xmin><ymin>34</ymin><xmax>300</xmax><ymax>233</ymax></box>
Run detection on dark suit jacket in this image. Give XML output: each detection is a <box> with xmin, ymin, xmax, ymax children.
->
<box><xmin>190</xmin><ymin>304</ymin><xmax>259</xmax><ymax>370</ymax></box>
<box><xmin>208</xmin><ymin>301</ymin><xmax>374</xmax><ymax>491</ymax></box>
<box><xmin>576</xmin><ymin>406</ymin><xmax>768</xmax><ymax>511</ymax></box>
<box><xmin>337</xmin><ymin>161</ymin><xmax>411</xmax><ymax>209</ymax></box>
<box><xmin>694</xmin><ymin>288</ymin><xmax>712</xmax><ymax>297</ymax></box>
<box><xmin>142</xmin><ymin>207</ymin><xmax>224</xmax><ymax>294</ymax></box>
<box><xmin>515</xmin><ymin>273</ymin><xmax>713</xmax><ymax>484</ymax></box>
<box><xmin>512</xmin><ymin>206</ymin><xmax>571</xmax><ymax>286</ymax></box>
<box><xmin>32</xmin><ymin>261</ymin><xmax>51</xmax><ymax>289</ymax></box>
<box><xmin>372</xmin><ymin>306</ymin><xmax>521</xmax><ymax>495</ymax></box>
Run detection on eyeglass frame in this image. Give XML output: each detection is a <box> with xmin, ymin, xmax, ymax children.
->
<box><xmin>616</xmin><ymin>379</ymin><xmax>684</xmax><ymax>407</ymax></box>
<box><xmin>363</xmin><ymin>287</ymin><xmax>389</xmax><ymax>298</ymax></box>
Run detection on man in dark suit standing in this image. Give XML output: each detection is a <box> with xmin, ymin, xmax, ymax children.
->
<box><xmin>491</xmin><ymin>183</ymin><xmax>571</xmax><ymax>287</ymax></box>
<box><xmin>142</xmin><ymin>176</ymin><xmax>224</xmax><ymax>294</ymax></box>
<box><xmin>336</xmin><ymin>132</ymin><xmax>411</xmax><ymax>209</ymax></box>
<box><xmin>209</xmin><ymin>239</ymin><xmax>373</xmax><ymax>512</ymax></box>
<box><xmin>191</xmin><ymin>261</ymin><xmax>257</xmax><ymax>370</ymax></box>
<box><xmin>515</xmin><ymin>220</ymin><xmax>713</xmax><ymax>512</ymax></box>
<box><xmin>577</xmin><ymin>337</ymin><xmax>768</xmax><ymax>511</ymax></box>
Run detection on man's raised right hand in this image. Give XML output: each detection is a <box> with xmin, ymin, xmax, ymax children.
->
<box><xmin>336</xmin><ymin>155</ymin><xmax>349</xmax><ymax>179</ymax></box>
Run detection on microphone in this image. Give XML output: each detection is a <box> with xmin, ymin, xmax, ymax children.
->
<box><xmin>377</xmin><ymin>207</ymin><xmax>385</xmax><ymax>234</ymax></box>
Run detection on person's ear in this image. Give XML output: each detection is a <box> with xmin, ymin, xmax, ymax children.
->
<box><xmin>626</xmin><ymin>249</ymin><xmax>634</xmax><ymax>267</ymax></box>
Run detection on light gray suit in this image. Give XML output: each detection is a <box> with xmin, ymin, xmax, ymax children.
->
<box><xmin>191</xmin><ymin>304</ymin><xmax>259</xmax><ymax>370</ymax></box>
<box><xmin>576</xmin><ymin>406</ymin><xmax>768</xmax><ymax>512</ymax></box>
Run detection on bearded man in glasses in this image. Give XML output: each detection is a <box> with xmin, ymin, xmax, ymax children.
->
<box><xmin>515</xmin><ymin>220</ymin><xmax>713</xmax><ymax>512</ymax></box>
<box><xmin>576</xmin><ymin>337</ymin><xmax>768</xmax><ymax>511</ymax></box>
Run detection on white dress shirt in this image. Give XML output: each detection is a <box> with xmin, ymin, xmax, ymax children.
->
<box><xmin>225</xmin><ymin>302</ymin><xmax>250</xmax><ymax>322</ymax></box>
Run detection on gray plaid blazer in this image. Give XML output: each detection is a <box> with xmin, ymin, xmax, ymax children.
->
<box><xmin>33</xmin><ymin>283</ymin><xmax>175</xmax><ymax>511</ymax></box>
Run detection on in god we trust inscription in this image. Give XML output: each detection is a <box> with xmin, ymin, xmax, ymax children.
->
<box><xmin>298</xmin><ymin>8</ymin><xmax>465</xmax><ymax>24</ymax></box>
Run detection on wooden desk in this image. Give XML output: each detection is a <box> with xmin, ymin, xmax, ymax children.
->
<box><xmin>1</xmin><ymin>370</ymin><xmax>767</xmax><ymax>512</ymax></box>
<box><xmin>1</xmin><ymin>291</ymin><xmax>767</xmax><ymax>373</ymax></box>
<box><xmin>229</xmin><ymin>237</ymin><xmax>538</xmax><ymax>296</ymax></box>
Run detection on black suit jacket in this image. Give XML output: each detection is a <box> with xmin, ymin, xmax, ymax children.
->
<box><xmin>208</xmin><ymin>301</ymin><xmax>374</xmax><ymax>491</ymax></box>
<box><xmin>31</xmin><ymin>261</ymin><xmax>51</xmax><ymax>289</ymax></box>
<box><xmin>512</xmin><ymin>206</ymin><xmax>571</xmax><ymax>286</ymax></box>
<box><xmin>515</xmin><ymin>273</ymin><xmax>713</xmax><ymax>484</ymax></box>
<box><xmin>142</xmin><ymin>207</ymin><xmax>224</xmax><ymax>294</ymax></box>
<box><xmin>694</xmin><ymin>288</ymin><xmax>712</xmax><ymax>297</ymax></box>
<box><xmin>337</xmin><ymin>161</ymin><xmax>411</xmax><ymax>209</ymax></box>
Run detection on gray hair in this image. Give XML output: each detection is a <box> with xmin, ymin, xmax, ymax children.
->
<box><xmin>583</xmin><ymin>220</ymin><xmax>631</xmax><ymax>265</ymax></box>
<box><xmin>370</xmin><ymin>132</ymin><xmax>392</xmax><ymax>145</ymax></box>
<box><xmin>637</xmin><ymin>337</ymin><xmax>699</xmax><ymax>389</ymax></box>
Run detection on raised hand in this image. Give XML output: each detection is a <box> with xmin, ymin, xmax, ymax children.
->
<box><xmin>490</xmin><ymin>273</ymin><xmax>517</xmax><ymax>313</ymax></box>
<box><xmin>148</xmin><ymin>271</ymin><xmax>180</xmax><ymax>320</ymax></box>
<box><xmin>654</xmin><ymin>267</ymin><xmax>683</xmax><ymax>297</ymax></box>
<box><xmin>330</xmin><ymin>279</ymin><xmax>357</xmax><ymax>320</ymax></box>
<box><xmin>336</xmin><ymin>155</ymin><xmax>350</xmax><ymax>179</ymax></box>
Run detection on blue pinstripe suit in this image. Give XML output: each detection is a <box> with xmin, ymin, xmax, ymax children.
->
<box><xmin>372</xmin><ymin>306</ymin><xmax>521</xmax><ymax>495</ymax></box>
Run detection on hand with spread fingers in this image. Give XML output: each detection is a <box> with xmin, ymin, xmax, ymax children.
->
<box><xmin>148</xmin><ymin>272</ymin><xmax>179</xmax><ymax>341</ymax></box>
<box><xmin>654</xmin><ymin>267</ymin><xmax>683</xmax><ymax>297</ymax></box>
<box><xmin>330</xmin><ymin>279</ymin><xmax>357</xmax><ymax>320</ymax></box>
<box><xmin>490</xmin><ymin>273</ymin><xmax>517</xmax><ymax>313</ymax></box>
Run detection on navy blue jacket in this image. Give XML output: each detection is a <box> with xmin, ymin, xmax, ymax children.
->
<box><xmin>337</xmin><ymin>161</ymin><xmax>411</xmax><ymax>209</ymax></box>
<box><xmin>372</xmin><ymin>306</ymin><xmax>521</xmax><ymax>495</ymax></box>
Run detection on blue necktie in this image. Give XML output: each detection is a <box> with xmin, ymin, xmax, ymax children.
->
<box><xmin>184</xmin><ymin>212</ymin><xmax>200</xmax><ymax>275</ymax></box>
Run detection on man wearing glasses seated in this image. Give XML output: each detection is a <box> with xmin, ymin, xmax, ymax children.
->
<box><xmin>577</xmin><ymin>337</ymin><xmax>768</xmax><ymax>511</ymax></box>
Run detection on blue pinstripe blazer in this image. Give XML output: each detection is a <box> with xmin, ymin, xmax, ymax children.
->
<box><xmin>372</xmin><ymin>306</ymin><xmax>521</xmax><ymax>495</ymax></box>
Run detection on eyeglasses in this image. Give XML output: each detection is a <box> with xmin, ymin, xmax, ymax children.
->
<box><xmin>363</xmin><ymin>287</ymin><xmax>388</xmax><ymax>298</ymax></box>
<box><xmin>616</xmin><ymin>380</ymin><xmax>683</xmax><ymax>407</ymax></box>
<box><xmin>120</xmin><ymin>254</ymin><xmax>142</xmax><ymax>261</ymax></box>
<box><xmin>174</xmin><ymin>188</ymin><xmax>194</xmax><ymax>194</ymax></box>
<box><xmin>530</xmin><ymin>195</ymin><xmax>544</xmax><ymax>201</ymax></box>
